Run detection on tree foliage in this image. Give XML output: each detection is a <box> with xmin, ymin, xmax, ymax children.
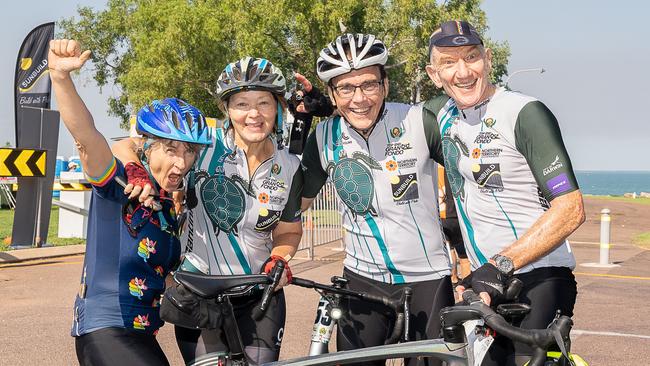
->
<box><xmin>60</xmin><ymin>0</ymin><xmax>509</xmax><ymax>129</ymax></box>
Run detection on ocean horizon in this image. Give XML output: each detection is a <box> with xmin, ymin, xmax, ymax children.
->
<box><xmin>575</xmin><ymin>170</ymin><xmax>650</xmax><ymax>196</ymax></box>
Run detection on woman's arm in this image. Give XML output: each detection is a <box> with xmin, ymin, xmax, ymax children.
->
<box><xmin>48</xmin><ymin>39</ymin><xmax>113</xmax><ymax>178</ymax></box>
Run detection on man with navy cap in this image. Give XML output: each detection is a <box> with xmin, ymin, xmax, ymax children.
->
<box><xmin>423</xmin><ymin>20</ymin><xmax>585</xmax><ymax>365</ymax></box>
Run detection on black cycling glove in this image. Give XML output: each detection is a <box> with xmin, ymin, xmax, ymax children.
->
<box><xmin>287</xmin><ymin>86</ymin><xmax>334</xmax><ymax>154</ymax></box>
<box><xmin>461</xmin><ymin>263</ymin><xmax>509</xmax><ymax>305</ymax></box>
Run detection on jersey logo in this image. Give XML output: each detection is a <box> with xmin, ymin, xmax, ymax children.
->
<box><xmin>196</xmin><ymin>170</ymin><xmax>254</xmax><ymax>237</ymax></box>
<box><xmin>472</xmin><ymin>148</ymin><xmax>481</xmax><ymax>159</ymax></box>
<box><xmin>128</xmin><ymin>277</ymin><xmax>148</xmax><ymax>299</ymax></box>
<box><xmin>384</xmin><ymin>142</ymin><xmax>412</xmax><ymax>156</ymax></box>
<box><xmin>474</xmin><ymin>131</ymin><xmax>500</xmax><ymax>144</ymax></box>
<box><xmin>385</xmin><ymin>160</ymin><xmax>398</xmax><ymax>171</ymax></box>
<box><xmin>271</xmin><ymin>163</ymin><xmax>282</xmax><ymax>175</ymax></box>
<box><xmin>483</xmin><ymin>118</ymin><xmax>496</xmax><ymax>128</ymax></box>
<box><xmin>442</xmin><ymin>134</ymin><xmax>470</xmax><ymax>201</ymax></box>
<box><xmin>472</xmin><ymin>163</ymin><xmax>504</xmax><ymax>193</ymax></box>
<box><xmin>137</xmin><ymin>238</ymin><xmax>157</xmax><ymax>262</ymax></box>
<box><xmin>327</xmin><ymin>152</ymin><xmax>381</xmax><ymax>217</ymax></box>
<box><xmin>543</xmin><ymin>155</ymin><xmax>564</xmax><ymax>176</ymax></box>
<box><xmin>390</xmin><ymin>173</ymin><xmax>419</xmax><ymax>204</ymax></box>
<box><xmin>255</xmin><ymin>208</ymin><xmax>282</xmax><ymax>232</ymax></box>
<box><xmin>481</xmin><ymin>148</ymin><xmax>503</xmax><ymax>158</ymax></box>
<box><xmin>390</xmin><ymin>127</ymin><xmax>403</xmax><ymax>138</ymax></box>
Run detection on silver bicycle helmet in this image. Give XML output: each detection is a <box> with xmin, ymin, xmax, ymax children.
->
<box><xmin>216</xmin><ymin>57</ymin><xmax>286</xmax><ymax>101</ymax></box>
<box><xmin>316</xmin><ymin>33</ymin><xmax>388</xmax><ymax>83</ymax></box>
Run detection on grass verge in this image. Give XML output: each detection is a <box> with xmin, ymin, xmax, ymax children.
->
<box><xmin>1</xmin><ymin>207</ymin><xmax>85</xmax><ymax>251</ymax></box>
<box><xmin>584</xmin><ymin>195</ymin><xmax>650</xmax><ymax>205</ymax></box>
<box><xmin>632</xmin><ymin>232</ymin><xmax>650</xmax><ymax>249</ymax></box>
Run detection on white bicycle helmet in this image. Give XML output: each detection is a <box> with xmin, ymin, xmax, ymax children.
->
<box><xmin>216</xmin><ymin>57</ymin><xmax>286</xmax><ymax>101</ymax></box>
<box><xmin>316</xmin><ymin>33</ymin><xmax>388</xmax><ymax>83</ymax></box>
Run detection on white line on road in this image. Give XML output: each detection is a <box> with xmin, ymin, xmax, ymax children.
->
<box><xmin>573</xmin><ymin>329</ymin><xmax>650</xmax><ymax>340</ymax></box>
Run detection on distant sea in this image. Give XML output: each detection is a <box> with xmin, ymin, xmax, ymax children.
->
<box><xmin>575</xmin><ymin>171</ymin><xmax>650</xmax><ymax>196</ymax></box>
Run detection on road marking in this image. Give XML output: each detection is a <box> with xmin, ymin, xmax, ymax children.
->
<box><xmin>574</xmin><ymin>272</ymin><xmax>650</xmax><ymax>281</ymax></box>
<box><xmin>570</xmin><ymin>240</ymin><xmax>635</xmax><ymax>247</ymax></box>
<box><xmin>573</xmin><ymin>329</ymin><xmax>650</xmax><ymax>340</ymax></box>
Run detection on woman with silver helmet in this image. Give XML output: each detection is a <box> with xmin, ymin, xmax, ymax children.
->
<box><xmin>48</xmin><ymin>39</ymin><xmax>212</xmax><ymax>366</ymax></box>
<box><xmin>300</xmin><ymin>33</ymin><xmax>454</xmax><ymax>366</ymax></box>
<box><xmin>113</xmin><ymin>56</ymin><xmax>304</xmax><ymax>365</ymax></box>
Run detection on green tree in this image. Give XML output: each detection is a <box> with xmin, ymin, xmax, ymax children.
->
<box><xmin>60</xmin><ymin>0</ymin><xmax>509</xmax><ymax>128</ymax></box>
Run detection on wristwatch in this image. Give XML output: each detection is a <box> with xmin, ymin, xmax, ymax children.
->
<box><xmin>491</xmin><ymin>254</ymin><xmax>515</xmax><ymax>276</ymax></box>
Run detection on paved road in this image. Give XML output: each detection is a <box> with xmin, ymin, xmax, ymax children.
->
<box><xmin>2</xmin><ymin>196</ymin><xmax>650</xmax><ymax>365</ymax></box>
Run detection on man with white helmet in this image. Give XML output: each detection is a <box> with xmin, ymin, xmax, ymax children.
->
<box><xmin>301</xmin><ymin>33</ymin><xmax>453</xmax><ymax>366</ymax></box>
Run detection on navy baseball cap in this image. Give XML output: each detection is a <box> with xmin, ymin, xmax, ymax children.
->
<box><xmin>428</xmin><ymin>20</ymin><xmax>483</xmax><ymax>57</ymax></box>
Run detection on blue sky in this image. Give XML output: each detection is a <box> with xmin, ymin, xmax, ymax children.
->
<box><xmin>1</xmin><ymin>0</ymin><xmax>648</xmax><ymax>170</ymax></box>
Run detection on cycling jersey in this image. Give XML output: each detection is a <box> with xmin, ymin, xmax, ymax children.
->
<box><xmin>302</xmin><ymin>102</ymin><xmax>451</xmax><ymax>284</ymax></box>
<box><xmin>72</xmin><ymin>158</ymin><xmax>181</xmax><ymax>337</ymax></box>
<box><xmin>183</xmin><ymin>128</ymin><xmax>302</xmax><ymax>275</ymax></box>
<box><xmin>423</xmin><ymin>88</ymin><xmax>579</xmax><ymax>273</ymax></box>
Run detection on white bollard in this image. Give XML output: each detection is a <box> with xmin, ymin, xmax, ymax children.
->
<box><xmin>599</xmin><ymin>208</ymin><xmax>611</xmax><ymax>265</ymax></box>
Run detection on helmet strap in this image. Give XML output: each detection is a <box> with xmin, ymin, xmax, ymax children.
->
<box><xmin>276</xmin><ymin>100</ymin><xmax>284</xmax><ymax>149</ymax></box>
<box><xmin>349</xmin><ymin>102</ymin><xmax>385</xmax><ymax>139</ymax></box>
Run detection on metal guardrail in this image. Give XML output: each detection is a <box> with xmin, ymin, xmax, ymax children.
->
<box><xmin>299</xmin><ymin>181</ymin><xmax>343</xmax><ymax>259</ymax></box>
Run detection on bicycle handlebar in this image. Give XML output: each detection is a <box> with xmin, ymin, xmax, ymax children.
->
<box><xmin>252</xmin><ymin>260</ymin><xmax>285</xmax><ymax>321</ymax></box>
<box><xmin>460</xmin><ymin>290</ymin><xmax>573</xmax><ymax>366</ymax></box>
<box><xmin>291</xmin><ymin>277</ymin><xmax>411</xmax><ymax>344</ymax></box>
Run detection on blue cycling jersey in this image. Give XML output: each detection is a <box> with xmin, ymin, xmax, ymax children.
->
<box><xmin>71</xmin><ymin>158</ymin><xmax>181</xmax><ymax>336</ymax></box>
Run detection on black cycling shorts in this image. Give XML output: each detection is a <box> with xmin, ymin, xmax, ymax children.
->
<box><xmin>481</xmin><ymin>266</ymin><xmax>577</xmax><ymax>366</ymax></box>
<box><xmin>337</xmin><ymin>268</ymin><xmax>454</xmax><ymax>366</ymax></box>
<box><xmin>442</xmin><ymin>218</ymin><xmax>467</xmax><ymax>258</ymax></box>
<box><xmin>75</xmin><ymin>327</ymin><xmax>169</xmax><ymax>366</ymax></box>
<box><xmin>175</xmin><ymin>289</ymin><xmax>286</xmax><ymax>366</ymax></box>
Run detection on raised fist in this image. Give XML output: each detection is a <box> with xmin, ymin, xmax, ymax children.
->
<box><xmin>48</xmin><ymin>39</ymin><xmax>91</xmax><ymax>75</ymax></box>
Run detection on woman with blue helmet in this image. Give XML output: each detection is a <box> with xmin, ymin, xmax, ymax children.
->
<box><xmin>113</xmin><ymin>56</ymin><xmax>305</xmax><ymax>365</ymax></box>
<box><xmin>48</xmin><ymin>39</ymin><xmax>211</xmax><ymax>366</ymax></box>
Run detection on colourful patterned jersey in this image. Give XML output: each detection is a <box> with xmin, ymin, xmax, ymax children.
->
<box><xmin>182</xmin><ymin>128</ymin><xmax>303</xmax><ymax>275</ymax></box>
<box><xmin>71</xmin><ymin>158</ymin><xmax>181</xmax><ymax>336</ymax></box>
<box><xmin>302</xmin><ymin>103</ymin><xmax>451</xmax><ymax>284</ymax></box>
<box><xmin>423</xmin><ymin>88</ymin><xmax>579</xmax><ymax>273</ymax></box>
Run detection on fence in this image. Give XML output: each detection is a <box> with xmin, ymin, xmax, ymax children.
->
<box><xmin>298</xmin><ymin>181</ymin><xmax>343</xmax><ymax>258</ymax></box>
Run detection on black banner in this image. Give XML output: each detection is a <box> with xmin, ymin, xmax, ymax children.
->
<box><xmin>14</xmin><ymin>22</ymin><xmax>55</xmax><ymax>144</ymax></box>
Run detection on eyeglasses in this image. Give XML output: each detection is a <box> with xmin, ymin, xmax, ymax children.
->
<box><xmin>332</xmin><ymin>80</ymin><xmax>384</xmax><ymax>99</ymax></box>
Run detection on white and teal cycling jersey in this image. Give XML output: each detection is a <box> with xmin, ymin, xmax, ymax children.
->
<box><xmin>182</xmin><ymin>128</ymin><xmax>302</xmax><ymax>275</ymax></box>
<box><xmin>302</xmin><ymin>103</ymin><xmax>451</xmax><ymax>284</ymax></box>
<box><xmin>423</xmin><ymin>88</ymin><xmax>579</xmax><ymax>274</ymax></box>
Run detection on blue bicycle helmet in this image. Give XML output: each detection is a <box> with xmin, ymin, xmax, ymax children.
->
<box><xmin>136</xmin><ymin>98</ymin><xmax>212</xmax><ymax>146</ymax></box>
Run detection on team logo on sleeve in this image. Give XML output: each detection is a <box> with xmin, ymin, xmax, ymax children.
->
<box><xmin>390</xmin><ymin>173</ymin><xmax>419</xmax><ymax>203</ymax></box>
<box><xmin>255</xmin><ymin>208</ymin><xmax>282</xmax><ymax>231</ymax></box>
<box><xmin>546</xmin><ymin>173</ymin><xmax>573</xmax><ymax>196</ymax></box>
<box><xmin>543</xmin><ymin>155</ymin><xmax>564</xmax><ymax>176</ymax></box>
<box><xmin>472</xmin><ymin>163</ymin><xmax>504</xmax><ymax>192</ymax></box>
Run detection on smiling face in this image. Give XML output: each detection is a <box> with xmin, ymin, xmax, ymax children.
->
<box><xmin>329</xmin><ymin>66</ymin><xmax>388</xmax><ymax>131</ymax></box>
<box><xmin>146</xmin><ymin>139</ymin><xmax>199</xmax><ymax>192</ymax></box>
<box><xmin>226</xmin><ymin>90</ymin><xmax>277</xmax><ymax>146</ymax></box>
<box><xmin>426</xmin><ymin>45</ymin><xmax>495</xmax><ymax>110</ymax></box>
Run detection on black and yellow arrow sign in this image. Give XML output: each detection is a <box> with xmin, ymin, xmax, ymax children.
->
<box><xmin>0</xmin><ymin>148</ymin><xmax>47</xmax><ymax>177</ymax></box>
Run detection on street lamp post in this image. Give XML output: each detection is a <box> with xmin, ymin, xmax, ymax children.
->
<box><xmin>503</xmin><ymin>67</ymin><xmax>545</xmax><ymax>89</ymax></box>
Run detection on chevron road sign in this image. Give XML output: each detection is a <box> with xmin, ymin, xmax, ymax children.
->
<box><xmin>0</xmin><ymin>148</ymin><xmax>47</xmax><ymax>177</ymax></box>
